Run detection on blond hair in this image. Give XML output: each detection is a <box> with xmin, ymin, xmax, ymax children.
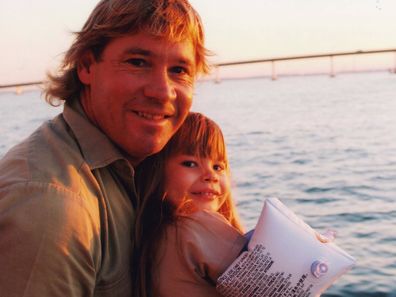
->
<box><xmin>134</xmin><ymin>112</ymin><xmax>243</xmax><ymax>297</ymax></box>
<box><xmin>44</xmin><ymin>0</ymin><xmax>210</xmax><ymax>105</ymax></box>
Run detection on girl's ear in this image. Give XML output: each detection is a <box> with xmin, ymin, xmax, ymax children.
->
<box><xmin>77</xmin><ymin>51</ymin><xmax>96</xmax><ymax>85</ymax></box>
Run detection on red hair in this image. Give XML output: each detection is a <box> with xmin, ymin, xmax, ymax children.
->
<box><xmin>159</xmin><ymin>112</ymin><xmax>243</xmax><ymax>229</ymax></box>
<box><xmin>133</xmin><ymin>112</ymin><xmax>243</xmax><ymax>297</ymax></box>
<box><xmin>44</xmin><ymin>0</ymin><xmax>210</xmax><ymax>105</ymax></box>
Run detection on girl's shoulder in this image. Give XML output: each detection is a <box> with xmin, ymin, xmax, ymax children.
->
<box><xmin>182</xmin><ymin>209</ymin><xmax>231</xmax><ymax>225</ymax></box>
<box><xmin>176</xmin><ymin>210</ymin><xmax>235</xmax><ymax>233</ymax></box>
<box><xmin>168</xmin><ymin>210</ymin><xmax>246</xmax><ymax>250</ymax></box>
<box><xmin>161</xmin><ymin>210</ymin><xmax>247</xmax><ymax>282</ymax></box>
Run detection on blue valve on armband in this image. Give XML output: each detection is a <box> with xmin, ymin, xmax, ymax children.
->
<box><xmin>311</xmin><ymin>260</ymin><xmax>329</xmax><ymax>278</ymax></box>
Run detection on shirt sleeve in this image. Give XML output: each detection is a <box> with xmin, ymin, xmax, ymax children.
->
<box><xmin>155</xmin><ymin>210</ymin><xmax>247</xmax><ymax>297</ymax></box>
<box><xmin>0</xmin><ymin>181</ymin><xmax>100</xmax><ymax>297</ymax></box>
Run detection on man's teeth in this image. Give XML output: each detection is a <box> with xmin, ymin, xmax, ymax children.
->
<box><xmin>137</xmin><ymin>111</ymin><xmax>166</xmax><ymax>120</ymax></box>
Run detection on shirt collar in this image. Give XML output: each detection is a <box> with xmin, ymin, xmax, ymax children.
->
<box><xmin>63</xmin><ymin>99</ymin><xmax>128</xmax><ymax>170</ymax></box>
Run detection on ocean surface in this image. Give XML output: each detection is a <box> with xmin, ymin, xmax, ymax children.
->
<box><xmin>1</xmin><ymin>72</ymin><xmax>396</xmax><ymax>296</ymax></box>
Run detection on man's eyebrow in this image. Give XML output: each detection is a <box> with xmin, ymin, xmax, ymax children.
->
<box><xmin>122</xmin><ymin>47</ymin><xmax>152</xmax><ymax>56</ymax></box>
<box><xmin>121</xmin><ymin>47</ymin><xmax>195</xmax><ymax>69</ymax></box>
<box><xmin>178</xmin><ymin>58</ymin><xmax>194</xmax><ymax>66</ymax></box>
<box><xmin>177</xmin><ymin>54</ymin><xmax>196</xmax><ymax>70</ymax></box>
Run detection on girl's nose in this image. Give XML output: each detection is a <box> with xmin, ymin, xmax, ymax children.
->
<box><xmin>202</xmin><ymin>169</ymin><xmax>218</xmax><ymax>182</ymax></box>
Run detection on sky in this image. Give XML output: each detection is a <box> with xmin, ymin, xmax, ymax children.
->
<box><xmin>1</xmin><ymin>0</ymin><xmax>396</xmax><ymax>84</ymax></box>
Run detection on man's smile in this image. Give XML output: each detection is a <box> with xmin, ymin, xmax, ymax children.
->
<box><xmin>134</xmin><ymin>110</ymin><xmax>171</xmax><ymax>121</ymax></box>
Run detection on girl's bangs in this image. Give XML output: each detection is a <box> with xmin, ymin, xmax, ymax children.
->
<box><xmin>166</xmin><ymin>113</ymin><xmax>228</xmax><ymax>164</ymax></box>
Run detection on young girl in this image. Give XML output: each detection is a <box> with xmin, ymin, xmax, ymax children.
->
<box><xmin>134</xmin><ymin>112</ymin><xmax>246</xmax><ymax>297</ymax></box>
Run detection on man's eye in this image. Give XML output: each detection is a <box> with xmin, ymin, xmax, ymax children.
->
<box><xmin>181</xmin><ymin>161</ymin><xmax>197</xmax><ymax>168</ymax></box>
<box><xmin>125</xmin><ymin>58</ymin><xmax>147</xmax><ymax>67</ymax></box>
<box><xmin>170</xmin><ymin>66</ymin><xmax>189</xmax><ymax>75</ymax></box>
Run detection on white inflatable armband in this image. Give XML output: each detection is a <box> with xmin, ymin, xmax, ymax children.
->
<box><xmin>217</xmin><ymin>198</ymin><xmax>355</xmax><ymax>297</ymax></box>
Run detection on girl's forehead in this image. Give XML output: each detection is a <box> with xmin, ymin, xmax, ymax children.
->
<box><xmin>169</xmin><ymin>152</ymin><xmax>226</xmax><ymax>162</ymax></box>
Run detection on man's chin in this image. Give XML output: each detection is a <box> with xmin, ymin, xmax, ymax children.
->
<box><xmin>125</xmin><ymin>143</ymin><xmax>168</xmax><ymax>165</ymax></box>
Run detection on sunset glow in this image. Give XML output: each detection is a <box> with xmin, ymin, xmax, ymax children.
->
<box><xmin>1</xmin><ymin>0</ymin><xmax>395</xmax><ymax>84</ymax></box>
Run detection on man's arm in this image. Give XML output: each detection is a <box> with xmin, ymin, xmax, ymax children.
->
<box><xmin>0</xmin><ymin>181</ymin><xmax>100</xmax><ymax>297</ymax></box>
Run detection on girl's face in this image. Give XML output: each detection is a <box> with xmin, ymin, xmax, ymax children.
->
<box><xmin>163</xmin><ymin>153</ymin><xmax>229</xmax><ymax>212</ymax></box>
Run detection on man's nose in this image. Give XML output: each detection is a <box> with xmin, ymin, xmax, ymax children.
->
<box><xmin>144</xmin><ymin>70</ymin><xmax>176</xmax><ymax>102</ymax></box>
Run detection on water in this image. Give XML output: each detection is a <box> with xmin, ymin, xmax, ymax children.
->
<box><xmin>1</xmin><ymin>72</ymin><xmax>396</xmax><ymax>296</ymax></box>
<box><xmin>0</xmin><ymin>89</ymin><xmax>62</xmax><ymax>154</ymax></box>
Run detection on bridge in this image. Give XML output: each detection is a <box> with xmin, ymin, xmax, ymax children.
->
<box><xmin>1</xmin><ymin>48</ymin><xmax>396</xmax><ymax>92</ymax></box>
<box><xmin>213</xmin><ymin>48</ymin><xmax>396</xmax><ymax>81</ymax></box>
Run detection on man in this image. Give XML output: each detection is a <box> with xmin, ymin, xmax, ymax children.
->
<box><xmin>0</xmin><ymin>0</ymin><xmax>209</xmax><ymax>296</ymax></box>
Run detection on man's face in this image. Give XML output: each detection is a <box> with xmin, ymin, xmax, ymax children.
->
<box><xmin>78</xmin><ymin>32</ymin><xmax>196</xmax><ymax>165</ymax></box>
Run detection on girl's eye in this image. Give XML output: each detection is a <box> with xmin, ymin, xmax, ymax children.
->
<box><xmin>181</xmin><ymin>161</ymin><xmax>197</xmax><ymax>168</ymax></box>
<box><xmin>125</xmin><ymin>58</ymin><xmax>147</xmax><ymax>67</ymax></box>
<box><xmin>213</xmin><ymin>164</ymin><xmax>225</xmax><ymax>171</ymax></box>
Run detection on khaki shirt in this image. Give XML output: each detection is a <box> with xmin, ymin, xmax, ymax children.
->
<box><xmin>0</xmin><ymin>100</ymin><xmax>136</xmax><ymax>297</ymax></box>
<box><xmin>156</xmin><ymin>211</ymin><xmax>247</xmax><ymax>297</ymax></box>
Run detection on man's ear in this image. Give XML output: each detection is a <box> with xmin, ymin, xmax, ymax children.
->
<box><xmin>77</xmin><ymin>51</ymin><xmax>96</xmax><ymax>85</ymax></box>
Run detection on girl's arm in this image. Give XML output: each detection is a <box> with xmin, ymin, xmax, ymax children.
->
<box><xmin>155</xmin><ymin>210</ymin><xmax>247</xmax><ymax>297</ymax></box>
